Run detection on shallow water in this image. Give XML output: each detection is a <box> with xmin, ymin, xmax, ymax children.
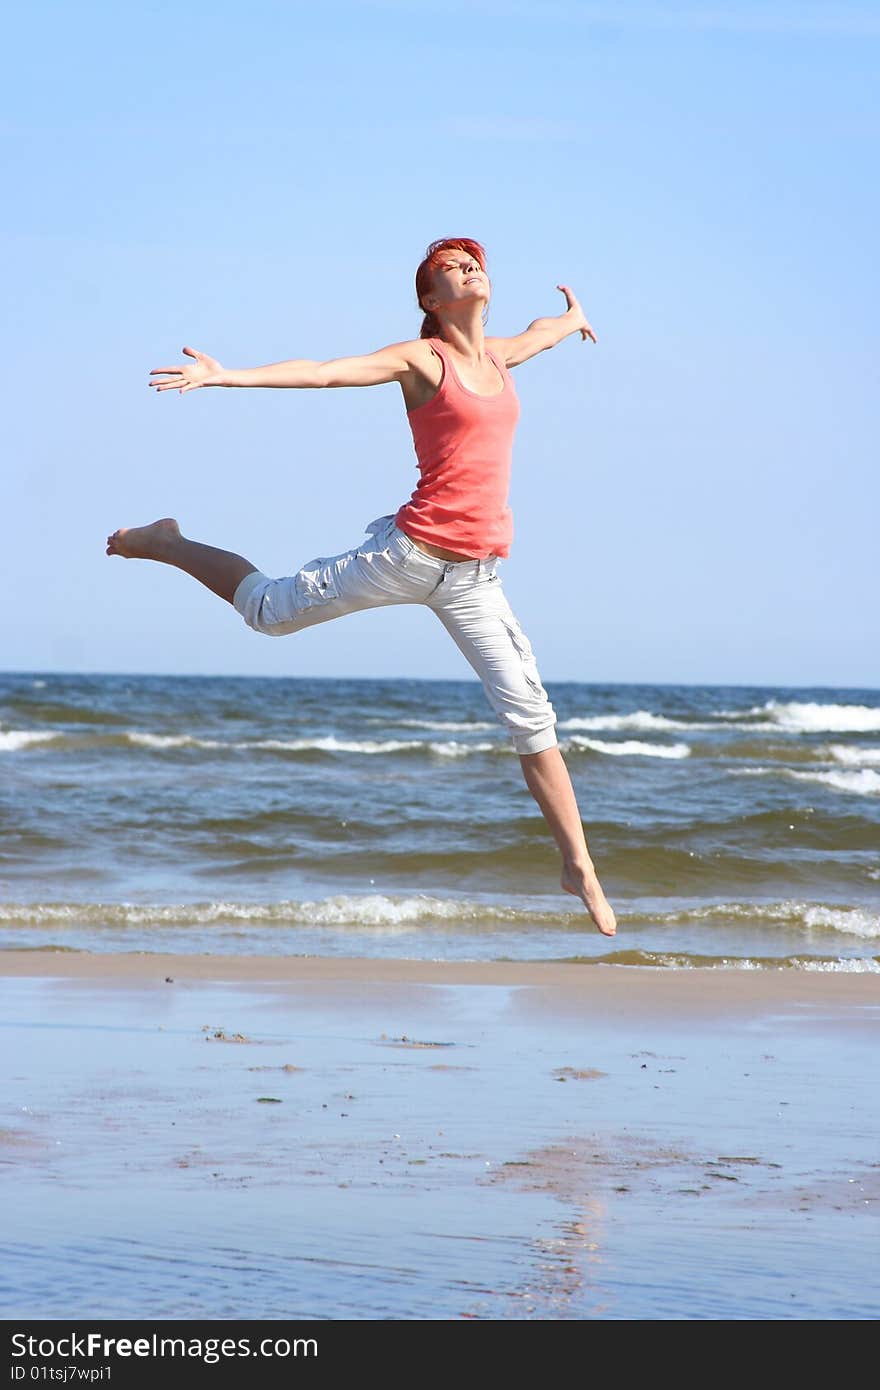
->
<box><xmin>2</xmin><ymin>974</ymin><xmax>877</xmax><ymax>1320</ymax></box>
<box><xmin>2</xmin><ymin>672</ymin><xmax>878</xmax><ymax>968</ymax></box>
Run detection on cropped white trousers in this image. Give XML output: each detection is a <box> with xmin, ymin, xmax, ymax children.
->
<box><xmin>232</xmin><ymin>515</ymin><xmax>558</xmax><ymax>755</ymax></box>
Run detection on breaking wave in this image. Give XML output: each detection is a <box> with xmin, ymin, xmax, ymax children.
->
<box><xmin>1</xmin><ymin>895</ymin><xmax>876</xmax><ymax>937</ymax></box>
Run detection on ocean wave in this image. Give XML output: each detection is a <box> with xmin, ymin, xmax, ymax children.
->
<box><xmin>826</xmin><ymin>743</ymin><xmax>880</xmax><ymax>766</ymax></box>
<box><xmin>248</xmin><ymin>735</ymin><xmax>429</xmax><ymax>755</ymax></box>
<box><xmin>733</xmin><ymin>765</ymin><xmax>880</xmax><ymax>796</ymax></box>
<box><xmin>799</xmin><ymin>905</ymin><xmax>880</xmax><ymax>937</ymax></box>
<box><xmin>2</xmin><ymin>896</ymin><xmax>876</xmax><ymax>937</ymax></box>
<box><xmin>231</xmin><ymin>732</ymin><xmax>691</xmax><ymax>762</ymax></box>
<box><xmin>558</xmin><ymin>711</ymin><xmax>707</xmax><ymax>732</ymax></box>
<box><xmin>0</xmin><ymin>895</ymin><xmax>570</xmax><ymax>930</ymax></box>
<box><xmin>799</xmin><ymin>957</ymin><xmax>880</xmax><ymax>972</ymax></box>
<box><xmin>246</xmin><ymin>735</ymin><xmax>501</xmax><ymax>757</ymax></box>
<box><xmin>3</xmin><ymin>726</ymin><xmax>696</xmax><ymax>760</ymax></box>
<box><xmin>0</xmin><ymin>730</ymin><xmax>57</xmax><ymax>752</ymax></box>
<box><xmin>80</xmin><ymin>728</ymin><xmax>689</xmax><ymax>760</ymax></box>
<box><xmin>800</xmin><ymin>770</ymin><xmax>880</xmax><ymax>796</ymax></box>
<box><xmin>424</xmin><ymin>740</ymin><xmax>498</xmax><ymax>757</ymax></box>
<box><xmin>128</xmin><ymin>732</ymin><xmax>225</xmax><ymax>750</ymax></box>
<box><xmin>648</xmin><ymin>900</ymin><xmax>880</xmax><ymax>939</ymax></box>
<box><xmin>744</xmin><ymin>700</ymin><xmax>880</xmax><ymax>734</ymax></box>
<box><xmin>380</xmin><ymin>718</ymin><xmax>496</xmax><ymax>732</ymax></box>
<box><xmin>5</xmin><ymin>729</ymin><xmax>504</xmax><ymax>758</ymax></box>
<box><xmin>565</xmin><ymin>736</ymin><xmax>691</xmax><ymax>759</ymax></box>
<box><xmin>590</xmin><ymin>950</ymin><xmax>880</xmax><ymax>972</ymax></box>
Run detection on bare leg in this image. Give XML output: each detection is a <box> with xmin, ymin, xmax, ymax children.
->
<box><xmin>106</xmin><ymin>518</ymin><xmax>257</xmax><ymax>605</ymax></box>
<box><xmin>519</xmin><ymin>747</ymin><xmax>617</xmax><ymax>937</ymax></box>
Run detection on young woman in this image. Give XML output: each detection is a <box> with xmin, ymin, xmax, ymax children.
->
<box><xmin>107</xmin><ymin>238</ymin><xmax>617</xmax><ymax>937</ymax></box>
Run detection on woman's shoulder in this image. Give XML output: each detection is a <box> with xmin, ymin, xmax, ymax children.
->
<box><xmin>383</xmin><ymin>335</ymin><xmax>439</xmax><ymax>356</ymax></box>
<box><xmin>483</xmin><ymin>336</ymin><xmax>513</xmax><ymax>367</ymax></box>
<box><xmin>396</xmin><ymin>338</ymin><xmax>445</xmax><ymax>413</ymax></box>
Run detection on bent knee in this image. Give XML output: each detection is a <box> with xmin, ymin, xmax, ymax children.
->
<box><xmin>490</xmin><ymin>684</ymin><xmax>557</xmax><ymax>755</ymax></box>
<box><xmin>491</xmin><ymin>617</ymin><xmax>558</xmax><ymax>754</ymax></box>
<box><xmin>233</xmin><ymin>570</ymin><xmax>298</xmax><ymax>636</ymax></box>
<box><xmin>510</xmin><ymin>722</ymin><xmax>558</xmax><ymax>755</ymax></box>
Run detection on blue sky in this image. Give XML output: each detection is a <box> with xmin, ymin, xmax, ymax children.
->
<box><xmin>3</xmin><ymin>1</ymin><xmax>877</xmax><ymax>685</ymax></box>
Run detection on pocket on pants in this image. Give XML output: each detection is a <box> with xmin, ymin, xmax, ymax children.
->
<box><xmin>501</xmin><ymin>617</ymin><xmax>546</xmax><ymax>699</ymax></box>
<box><xmin>293</xmin><ymin>557</ymin><xmax>342</xmax><ymax>610</ymax></box>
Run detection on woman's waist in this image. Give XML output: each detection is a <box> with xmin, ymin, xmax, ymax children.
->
<box><xmin>408</xmin><ymin>536</ymin><xmax>475</xmax><ymax>563</ymax></box>
<box><xmin>393</xmin><ymin>505</ymin><xmax>512</xmax><ymax>561</ymax></box>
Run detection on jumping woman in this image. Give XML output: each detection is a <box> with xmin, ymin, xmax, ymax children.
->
<box><xmin>107</xmin><ymin>238</ymin><xmax>617</xmax><ymax>937</ymax></box>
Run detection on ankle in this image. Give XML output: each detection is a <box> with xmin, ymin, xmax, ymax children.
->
<box><xmin>562</xmin><ymin>856</ymin><xmax>596</xmax><ymax>882</ymax></box>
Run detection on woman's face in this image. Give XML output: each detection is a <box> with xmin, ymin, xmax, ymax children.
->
<box><xmin>424</xmin><ymin>250</ymin><xmax>491</xmax><ymax>314</ymax></box>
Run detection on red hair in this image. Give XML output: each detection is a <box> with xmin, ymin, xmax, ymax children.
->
<box><xmin>415</xmin><ymin>237</ymin><xmax>488</xmax><ymax>339</ymax></box>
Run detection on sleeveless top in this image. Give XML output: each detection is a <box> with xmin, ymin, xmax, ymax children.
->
<box><xmin>394</xmin><ymin>337</ymin><xmax>520</xmax><ymax>559</ymax></box>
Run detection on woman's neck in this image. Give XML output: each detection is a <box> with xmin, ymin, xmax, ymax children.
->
<box><xmin>436</xmin><ymin>303</ymin><xmax>487</xmax><ymax>363</ymax></box>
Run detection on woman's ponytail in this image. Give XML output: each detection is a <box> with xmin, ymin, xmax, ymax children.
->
<box><xmin>419</xmin><ymin>309</ymin><xmax>442</xmax><ymax>339</ymax></box>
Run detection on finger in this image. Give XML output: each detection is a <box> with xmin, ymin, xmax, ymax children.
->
<box><xmin>182</xmin><ymin>346</ymin><xmax>203</xmax><ymax>360</ymax></box>
<box><xmin>179</xmin><ymin>381</ymin><xmax>202</xmax><ymax>393</ymax></box>
<box><xmin>150</xmin><ymin>367</ymin><xmax>186</xmax><ymax>376</ymax></box>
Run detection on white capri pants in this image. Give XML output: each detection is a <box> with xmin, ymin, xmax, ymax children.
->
<box><xmin>232</xmin><ymin>515</ymin><xmax>557</xmax><ymax>755</ymax></box>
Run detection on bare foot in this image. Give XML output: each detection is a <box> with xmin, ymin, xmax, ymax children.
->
<box><xmin>561</xmin><ymin>864</ymin><xmax>618</xmax><ymax>937</ymax></box>
<box><xmin>106</xmin><ymin>518</ymin><xmax>182</xmax><ymax>560</ymax></box>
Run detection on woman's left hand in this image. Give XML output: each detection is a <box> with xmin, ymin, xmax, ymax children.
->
<box><xmin>557</xmin><ymin>285</ymin><xmax>597</xmax><ymax>344</ymax></box>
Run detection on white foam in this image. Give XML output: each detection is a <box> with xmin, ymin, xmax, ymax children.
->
<box><xmin>725</xmin><ymin>721</ymin><xmax>788</xmax><ymax>732</ymax></box>
<box><xmin>0</xmin><ymin>730</ymin><xmax>57</xmax><ymax>752</ymax></box>
<box><xmin>800</xmin><ymin>958</ymin><xmax>880</xmax><ymax>973</ymax></box>
<box><xmin>124</xmin><ymin>732</ymin><xmax>497</xmax><ymax>757</ymax></box>
<box><xmin>801</xmin><ymin>905</ymin><xmax>880</xmax><ymax>938</ymax></box>
<box><xmin>826</xmin><ymin>743</ymin><xmax>880</xmax><ymax>766</ymax></box>
<box><xmin>730</xmin><ymin>765</ymin><xmax>880</xmax><ymax>795</ymax></box>
<box><xmin>649</xmin><ymin>900</ymin><xmax>880</xmax><ymax>938</ymax></box>
<box><xmin>786</xmin><ymin>767</ymin><xmax>880</xmax><ymax>796</ymax></box>
<box><xmin>747</xmin><ymin>700</ymin><xmax>880</xmax><ymax>734</ymax></box>
<box><xmin>127</xmin><ymin>732</ymin><xmax>225</xmax><ymax>750</ymax></box>
<box><xmin>296</xmin><ymin>894</ymin><xmax>504</xmax><ymax>927</ymax></box>
<box><xmin>558</xmin><ymin>711</ymin><xmax>705</xmax><ymax>732</ymax></box>
<box><xmin>566</xmin><ymin>736</ymin><xmax>691</xmax><ymax>759</ymax></box>
<box><xmin>426</xmin><ymin>740</ymin><xmax>497</xmax><ymax>757</ymax></box>
<box><xmin>6</xmin><ymin>895</ymin><xmax>877</xmax><ymax>939</ymax></box>
<box><xmin>0</xmin><ymin>895</ymin><xmax>569</xmax><ymax>929</ymax></box>
<box><xmin>246</xmin><ymin>735</ymin><xmax>418</xmax><ymax>755</ymax></box>
<box><xmin>709</xmin><ymin>958</ymin><xmax>880</xmax><ymax>973</ymax></box>
<box><xmin>391</xmin><ymin>718</ymin><xmax>496</xmax><ymax>732</ymax></box>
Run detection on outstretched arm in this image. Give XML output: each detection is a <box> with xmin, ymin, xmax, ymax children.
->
<box><xmin>490</xmin><ymin>286</ymin><xmax>597</xmax><ymax>369</ymax></box>
<box><xmin>149</xmin><ymin>342</ymin><xmax>418</xmax><ymax>394</ymax></box>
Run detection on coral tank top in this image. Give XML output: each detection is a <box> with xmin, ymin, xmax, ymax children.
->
<box><xmin>394</xmin><ymin>337</ymin><xmax>520</xmax><ymax>559</ymax></box>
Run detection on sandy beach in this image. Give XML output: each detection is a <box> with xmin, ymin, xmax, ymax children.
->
<box><xmin>2</xmin><ymin>953</ymin><xmax>878</xmax><ymax>1320</ymax></box>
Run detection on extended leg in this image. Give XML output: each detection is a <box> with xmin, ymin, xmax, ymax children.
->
<box><xmin>432</xmin><ymin>582</ymin><xmax>617</xmax><ymax>937</ymax></box>
<box><xmin>519</xmin><ymin>747</ymin><xmax>617</xmax><ymax>937</ymax></box>
<box><xmin>106</xmin><ymin>518</ymin><xmax>256</xmax><ymax>604</ymax></box>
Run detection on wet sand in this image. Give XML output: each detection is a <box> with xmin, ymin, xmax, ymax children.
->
<box><xmin>2</xmin><ymin>954</ymin><xmax>879</xmax><ymax>1320</ymax></box>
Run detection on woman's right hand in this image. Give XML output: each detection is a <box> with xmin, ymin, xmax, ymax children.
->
<box><xmin>149</xmin><ymin>346</ymin><xmax>225</xmax><ymax>394</ymax></box>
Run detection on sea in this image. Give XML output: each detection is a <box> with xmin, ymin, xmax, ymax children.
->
<box><xmin>2</xmin><ymin>672</ymin><xmax>878</xmax><ymax>969</ymax></box>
